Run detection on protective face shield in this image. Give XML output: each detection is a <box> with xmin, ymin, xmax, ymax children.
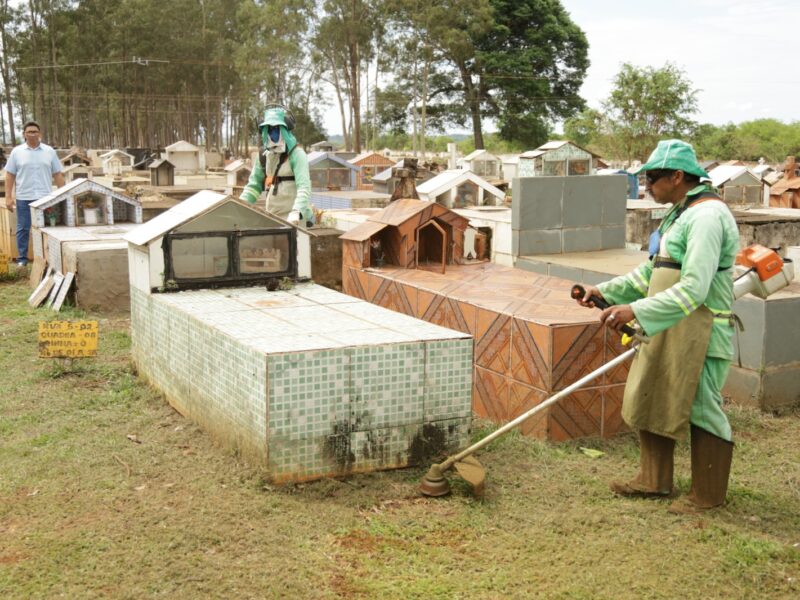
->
<box><xmin>264</xmin><ymin>125</ymin><xmax>286</xmax><ymax>154</ymax></box>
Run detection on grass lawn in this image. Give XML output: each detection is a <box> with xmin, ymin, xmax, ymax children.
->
<box><xmin>1</xmin><ymin>278</ymin><xmax>798</xmax><ymax>598</ymax></box>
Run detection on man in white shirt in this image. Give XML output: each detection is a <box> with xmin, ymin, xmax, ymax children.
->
<box><xmin>4</xmin><ymin>121</ymin><xmax>64</xmax><ymax>266</ymax></box>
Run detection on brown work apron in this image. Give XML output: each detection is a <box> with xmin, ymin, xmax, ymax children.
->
<box><xmin>621</xmin><ymin>264</ymin><xmax>713</xmax><ymax>440</ymax></box>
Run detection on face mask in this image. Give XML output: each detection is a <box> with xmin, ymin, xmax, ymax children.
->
<box><xmin>264</xmin><ymin>125</ymin><xmax>286</xmax><ymax>154</ymax></box>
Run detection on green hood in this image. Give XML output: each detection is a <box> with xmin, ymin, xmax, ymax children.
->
<box><xmin>259</xmin><ymin>107</ymin><xmax>297</xmax><ymax>152</ymax></box>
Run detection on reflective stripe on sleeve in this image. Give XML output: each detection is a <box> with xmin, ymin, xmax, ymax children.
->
<box><xmin>665</xmin><ymin>288</ymin><xmax>694</xmax><ymax>315</ymax></box>
<box><xmin>628</xmin><ymin>268</ymin><xmax>649</xmax><ymax>295</ymax></box>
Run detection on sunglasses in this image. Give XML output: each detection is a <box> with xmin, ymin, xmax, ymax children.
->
<box><xmin>645</xmin><ymin>170</ymin><xmax>674</xmax><ymax>185</ymax></box>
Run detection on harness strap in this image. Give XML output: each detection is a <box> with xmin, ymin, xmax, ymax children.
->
<box><xmin>263</xmin><ymin>145</ymin><xmax>297</xmax><ymax>194</ymax></box>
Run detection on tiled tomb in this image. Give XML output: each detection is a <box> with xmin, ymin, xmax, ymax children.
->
<box><xmin>514</xmin><ymin>246</ymin><xmax>800</xmax><ymax>413</ymax></box>
<box><xmin>343</xmin><ymin>263</ymin><xmax>629</xmax><ymax>441</ymax></box>
<box><xmin>125</xmin><ymin>192</ymin><xmax>473</xmax><ymax>482</ymax></box>
<box><xmin>340</xmin><ymin>199</ymin><xmax>628</xmax><ymax>441</ymax></box>
<box><xmin>130</xmin><ymin>284</ymin><xmax>472</xmax><ymax>481</ymax></box>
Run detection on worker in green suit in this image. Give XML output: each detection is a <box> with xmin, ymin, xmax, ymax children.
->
<box><xmin>576</xmin><ymin>140</ymin><xmax>740</xmax><ymax>513</ymax></box>
<box><xmin>240</xmin><ymin>106</ymin><xmax>313</xmax><ymax>226</ymax></box>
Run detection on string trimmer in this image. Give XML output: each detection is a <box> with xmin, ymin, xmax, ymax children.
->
<box><xmin>419</xmin><ymin>245</ymin><xmax>794</xmax><ymax>498</ymax></box>
<box><xmin>420</xmin><ymin>284</ymin><xmax>638</xmax><ymax>497</ymax></box>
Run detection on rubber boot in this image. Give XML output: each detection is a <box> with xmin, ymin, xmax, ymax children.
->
<box><xmin>610</xmin><ymin>430</ymin><xmax>675</xmax><ymax>498</ymax></box>
<box><xmin>669</xmin><ymin>425</ymin><xmax>733</xmax><ymax>514</ymax></box>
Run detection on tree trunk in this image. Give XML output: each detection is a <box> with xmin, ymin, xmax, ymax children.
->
<box><xmin>420</xmin><ymin>58</ymin><xmax>429</xmax><ymax>156</ymax></box>
<box><xmin>458</xmin><ymin>63</ymin><xmax>483</xmax><ymax>149</ymax></box>
<box><xmin>349</xmin><ymin>40</ymin><xmax>360</xmax><ymax>153</ymax></box>
<box><xmin>0</xmin><ymin>0</ymin><xmax>15</xmax><ymax>144</ymax></box>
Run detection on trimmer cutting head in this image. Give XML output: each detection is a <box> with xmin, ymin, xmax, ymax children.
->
<box><xmin>419</xmin><ymin>464</ymin><xmax>451</xmax><ymax>497</ymax></box>
<box><xmin>419</xmin><ymin>456</ymin><xmax>486</xmax><ymax>498</ymax></box>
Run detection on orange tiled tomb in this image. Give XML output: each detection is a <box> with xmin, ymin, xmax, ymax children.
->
<box><xmin>341</xmin><ymin>199</ymin><xmax>629</xmax><ymax>441</ymax></box>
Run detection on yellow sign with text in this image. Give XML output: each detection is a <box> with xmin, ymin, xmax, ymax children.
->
<box><xmin>38</xmin><ymin>320</ymin><xmax>99</xmax><ymax>358</ymax></box>
<box><xmin>0</xmin><ymin>253</ymin><xmax>8</xmax><ymax>275</ymax></box>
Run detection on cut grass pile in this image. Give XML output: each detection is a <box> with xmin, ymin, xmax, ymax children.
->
<box><xmin>1</xmin><ymin>279</ymin><xmax>798</xmax><ymax>598</ymax></box>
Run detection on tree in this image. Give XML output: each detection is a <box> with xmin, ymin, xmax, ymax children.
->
<box><xmin>691</xmin><ymin>119</ymin><xmax>800</xmax><ymax>162</ymax></box>
<box><xmin>312</xmin><ymin>0</ymin><xmax>383</xmax><ymax>152</ymax></box>
<box><xmin>478</xmin><ymin>0</ymin><xmax>589</xmax><ymax>148</ymax></box>
<box><xmin>563</xmin><ymin>108</ymin><xmax>604</xmax><ymax>148</ymax></box>
<box><xmin>603</xmin><ymin>62</ymin><xmax>698</xmax><ymax>161</ymax></box>
<box><xmin>390</xmin><ymin>0</ymin><xmax>588</xmax><ymax>149</ymax></box>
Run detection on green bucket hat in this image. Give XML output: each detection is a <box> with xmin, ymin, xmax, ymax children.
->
<box><xmin>258</xmin><ymin>107</ymin><xmax>289</xmax><ymax>130</ymax></box>
<box><xmin>632</xmin><ymin>139</ymin><xmax>708</xmax><ymax>179</ymax></box>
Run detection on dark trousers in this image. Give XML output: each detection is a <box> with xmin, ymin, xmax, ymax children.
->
<box><xmin>15</xmin><ymin>199</ymin><xmax>32</xmax><ymax>262</ymax></box>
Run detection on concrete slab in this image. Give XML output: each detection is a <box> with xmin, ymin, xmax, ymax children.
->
<box><xmin>731</xmin><ymin>296</ymin><xmax>765</xmax><ymax>370</ymax></box>
<box><xmin>760</xmin><ymin>368</ymin><xmax>800</xmax><ymax>413</ymax></box>
<box><xmin>562</xmin><ymin>180</ymin><xmax>602</xmax><ymax>228</ymax></box>
<box><xmin>601</xmin><ymin>225</ymin><xmax>626</xmax><ymax>250</ymax></box>
<box><xmin>518</xmin><ymin>229</ymin><xmax>562</xmax><ymax>255</ymax></box>
<box><xmin>62</xmin><ymin>241</ymin><xmax>130</xmax><ymax>311</ymax></box>
<box><xmin>513</xmin><ymin>177</ymin><xmax>563</xmax><ymax>230</ymax></box>
<box><xmin>563</xmin><ymin>228</ymin><xmax>602</xmax><ymax>253</ymax></box>
<box><xmin>601</xmin><ymin>178</ymin><xmax>627</xmax><ymax>225</ymax></box>
<box><xmin>517</xmin><ymin>248</ymin><xmax>648</xmax><ymax>280</ymax></box>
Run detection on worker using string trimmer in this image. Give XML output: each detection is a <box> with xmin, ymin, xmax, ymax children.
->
<box><xmin>241</xmin><ymin>105</ymin><xmax>313</xmax><ymax>226</ymax></box>
<box><xmin>576</xmin><ymin>139</ymin><xmax>740</xmax><ymax>514</ymax></box>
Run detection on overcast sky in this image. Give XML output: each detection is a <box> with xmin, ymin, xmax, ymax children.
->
<box><xmin>324</xmin><ymin>0</ymin><xmax>796</xmax><ymax>135</ymax></box>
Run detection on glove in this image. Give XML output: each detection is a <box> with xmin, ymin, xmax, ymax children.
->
<box><xmin>287</xmin><ymin>210</ymin><xmax>302</xmax><ymax>226</ymax></box>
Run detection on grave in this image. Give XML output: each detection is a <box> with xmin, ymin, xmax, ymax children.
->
<box><xmin>125</xmin><ymin>192</ymin><xmax>473</xmax><ymax>481</ymax></box>
<box><xmin>28</xmin><ymin>179</ymin><xmax>142</xmax><ymax>310</ymax></box>
<box><xmin>341</xmin><ymin>200</ymin><xmax>629</xmax><ymax>441</ymax></box>
<box><xmin>515</xmin><ymin>246</ymin><xmax>800</xmax><ymax>413</ymax></box>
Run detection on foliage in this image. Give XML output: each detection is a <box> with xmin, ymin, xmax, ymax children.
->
<box><xmin>478</xmin><ymin>0</ymin><xmax>589</xmax><ymax>148</ymax></box>
<box><xmin>601</xmin><ymin>63</ymin><xmax>698</xmax><ymax>161</ymax></box>
<box><xmin>0</xmin><ymin>0</ymin><xmax>326</xmax><ymax>153</ymax></box>
<box><xmin>384</xmin><ymin>0</ymin><xmax>588</xmax><ymax>150</ymax></box>
<box><xmin>691</xmin><ymin>119</ymin><xmax>800</xmax><ymax>162</ymax></box>
<box><xmin>0</xmin><ymin>0</ymin><xmax>589</xmax><ymax>154</ymax></box>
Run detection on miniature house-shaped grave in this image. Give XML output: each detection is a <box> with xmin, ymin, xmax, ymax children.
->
<box><xmin>224</xmin><ymin>159</ymin><xmax>252</xmax><ymax>188</ymax></box>
<box><xmin>31</xmin><ymin>178</ymin><xmax>142</xmax><ymax>229</ymax></box>
<box><xmin>149</xmin><ymin>158</ymin><xmax>175</xmax><ymax>186</ymax></box>
<box><xmin>124</xmin><ymin>191</ymin><xmax>474</xmax><ymax>482</ymax></box>
<box><xmin>340</xmin><ymin>199</ymin><xmax>475</xmax><ymax>275</ymax></box>
<box><xmin>308</xmin><ymin>151</ymin><xmax>358</xmax><ymax>191</ymax></box>
<box><xmin>165</xmin><ymin>140</ymin><xmax>205</xmax><ymax>174</ymax></box>
<box><xmin>708</xmin><ymin>165</ymin><xmax>764</xmax><ymax>207</ymax></box>
<box><xmin>372</xmin><ymin>159</ymin><xmax>436</xmax><ymax>196</ymax></box>
<box><xmin>99</xmin><ymin>149</ymin><xmax>135</xmax><ymax>175</ymax></box>
<box><xmin>60</xmin><ymin>149</ymin><xmax>91</xmax><ymax>167</ymax></box>
<box><xmin>458</xmin><ymin>149</ymin><xmax>503</xmax><ymax>180</ymax></box>
<box><xmin>518</xmin><ymin>141</ymin><xmax>599</xmax><ymax>177</ymax></box>
<box><xmin>416</xmin><ymin>170</ymin><xmax>505</xmax><ymax>208</ymax></box>
<box><xmin>28</xmin><ymin>179</ymin><xmax>144</xmax><ymax>310</ymax></box>
<box><xmin>63</xmin><ymin>163</ymin><xmax>93</xmax><ymax>183</ymax></box>
<box><xmin>349</xmin><ymin>151</ymin><xmax>395</xmax><ymax>190</ymax></box>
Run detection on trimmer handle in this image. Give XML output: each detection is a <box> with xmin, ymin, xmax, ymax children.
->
<box><xmin>570</xmin><ymin>284</ymin><xmax>636</xmax><ymax>337</ymax></box>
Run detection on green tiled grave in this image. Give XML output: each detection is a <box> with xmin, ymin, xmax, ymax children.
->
<box><xmin>130</xmin><ymin>283</ymin><xmax>473</xmax><ymax>482</ymax></box>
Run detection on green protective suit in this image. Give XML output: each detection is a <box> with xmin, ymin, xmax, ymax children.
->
<box><xmin>240</xmin><ymin>113</ymin><xmax>313</xmax><ymax>223</ymax></box>
<box><xmin>597</xmin><ymin>185</ymin><xmax>740</xmax><ymax>440</ymax></box>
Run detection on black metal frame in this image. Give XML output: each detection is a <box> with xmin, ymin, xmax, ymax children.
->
<box><xmin>160</xmin><ymin>228</ymin><xmax>297</xmax><ymax>291</ymax></box>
